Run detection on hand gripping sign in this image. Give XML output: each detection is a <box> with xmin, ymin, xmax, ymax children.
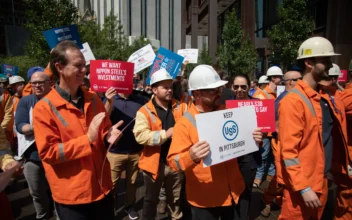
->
<box><xmin>146</xmin><ymin>47</ymin><xmax>184</xmax><ymax>85</ymax></box>
<box><xmin>226</xmin><ymin>99</ymin><xmax>275</xmax><ymax>132</ymax></box>
<box><xmin>90</xmin><ymin>60</ymin><xmax>134</xmax><ymax>94</ymax></box>
<box><xmin>196</xmin><ymin>106</ymin><xmax>258</xmax><ymax>167</ymax></box>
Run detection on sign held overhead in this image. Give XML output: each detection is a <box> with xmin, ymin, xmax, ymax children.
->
<box><xmin>127</xmin><ymin>44</ymin><xmax>156</xmax><ymax>75</ymax></box>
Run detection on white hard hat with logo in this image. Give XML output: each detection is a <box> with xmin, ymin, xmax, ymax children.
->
<box><xmin>9</xmin><ymin>76</ymin><xmax>25</xmax><ymax>85</ymax></box>
<box><xmin>266</xmin><ymin>66</ymin><xmax>283</xmax><ymax>77</ymax></box>
<box><xmin>258</xmin><ymin>75</ymin><xmax>269</xmax><ymax>84</ymax></box>
<box><xmin>297</xmin><ymin>37</ymin><xmax>340</xmax><ymax>60</ymax></box>
<box><xmin>188</xmin><ymin>65</ymin><xmax>227</xmax><ymax>91</ymax></box>
<box><xmin>150</xmin><ymin>68</ymin><xmax>173</xmax><ymax>86</ymax></box>
<box><xmin>328</xmin><ymin>63</ymin><xmax>342</xmax><ymax>76</ymax></box>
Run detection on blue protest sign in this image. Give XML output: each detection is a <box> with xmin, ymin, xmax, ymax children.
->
<box><xmin>1</xmin><ymin>64</ymin><xmax>18</xmax><ymax>75</ymax></box>
<box><xmin>43</xmin><ymin>24</ymin><xmax>83</xmax><ymax>49</ymax></box>
<box><xmin>146</xmin><ymin>47</ymin><xmax>184</xmax><ymax>85</ymax></box>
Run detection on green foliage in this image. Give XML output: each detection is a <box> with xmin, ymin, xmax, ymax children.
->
<box><xmin>217</xmin><ymin>10</ymin><xmax>257</xmax><ymax>76</ymax></box>
<box><xmin>0</xmin><ymin>56</ymin><xmax>40</xmax><ymax>80</ymax></box>
<box><xmin>267</xmin><ymin>0</ymin><xmax>314</xmax><ymax>70</ymax></box>
<box><xmin>23</xmin><ymin>0</ymin><xmax>78</xmax><ymax>66</ymax></box>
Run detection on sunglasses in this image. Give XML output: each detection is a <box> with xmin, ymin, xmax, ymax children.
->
<box><xmin>284</xmin><ymin>77</ymin><xmax>302</xmax><ymax>82</ymax></box>
<box><xmin>232</xmin><ymin>85</ymin><xmax>248</xmax><ymax>90</ymax></box>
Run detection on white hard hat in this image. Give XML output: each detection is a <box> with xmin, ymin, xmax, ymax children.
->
<box><xmin>258</xmin><ymin>75</ymin><xmax>269</xmax><ymax>84</ymax></box>
<box><xmin>328</xmin><ymin>63</ymin><xmax>342</xmax><ymax>76</ymax></box>
<box><xmin>297</xmin><ymin>37</ymin><xmax>340</xmax><ymax>60</ymax></box>
<box><xmin>150</xmin><ymin>68</ymin><xmax>173</xmax><ymax>86</ymax></box>
<box><xmin>266</xmin><ymin>66</ymin><xmax>283</xmax><ymax>77</ymax></box>
<box><xmin>9</xmin><ymin>76</ymin><xmax>25</xmax><ymax>85</ymax></box>
<box><xmin>188</xmin><ymin>65</ymin><xmax>227</xmax><ymax>91</ymax></box>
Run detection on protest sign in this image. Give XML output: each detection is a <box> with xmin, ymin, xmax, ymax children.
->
<box><xmin>43</xmin><ymin>24</ymin><xmax>83</xmax><ymax>49</ymax></box>
<box><xmin>196</xmin><ymin>106</ymin><xmax>258</xmax><ymax>167</ymax></box>
<box><xmin>16</xmin><ymin>108</ymin><xmax>35</xmax><ymax>157</ymax></box>
<box><xmin>1</xmin><ymin>64</ymin><xmax>18</xmax><ymax>75</ymax></box>
<box><xmin>177</xmin><ymin>49</ymin><xmax>198</xmax><ymax>64</ymax></box>
<box><xmin>127</xmin><ymin>44</ymin><xmax>156</xmax><ymax>75</ymax></box>
<box><xmin>81</xmin><ymin>42</ymin><xmax>96</xmax><ymax>65</ymax></box>
<box><xmin>226</xmin><ymin>99</ymin><xmax>275</xmax><ymax>132</ymax></box>
<box><xmin>90</xmin><ymin>60</ymin><xmax>134</xmax><ymax>94</ymax></box>
<box><xmin>146</xmin><ymin>47</ymin><xmax>184</xmax><ymax>85</ymax></box>
<box><xmin>339</xmin><ymin>70</ymin><xmax>348</xmax><ymax>83</ymax></box>
<box><xmin>276</xmin><ymin>85</ymin><xmax>286</xmax><ymax>97</ymax></box>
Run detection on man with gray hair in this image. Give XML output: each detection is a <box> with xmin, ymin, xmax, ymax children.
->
<box><xmin>15</xmin><ymin>71</ymin><xmax>54</xmax><ymax>219</ymax></box>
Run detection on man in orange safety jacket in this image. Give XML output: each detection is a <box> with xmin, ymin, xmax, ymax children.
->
<box><xmin>167</xmin><ymin>65</ymin><xmax>263</xmax><ymax>220</ymax></box>
<box><xmin>278</xmin><ymin>36</ymin><xmax>351</xmax><ymax>219</ymax></box>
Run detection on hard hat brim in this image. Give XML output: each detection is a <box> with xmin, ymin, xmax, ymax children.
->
<box><xmin>150</xmin><ymin>78</ymin><xmax>173</xmax><ymax>86</ymax></box>
<box><xmin>297</xmin><ymin>52</ymin><xmax>341</xmax><ymax>60</ymax></box>
<box><xmin>189</xmin><ymin>80</ymin><xmax>228</xmax><ymax>91</ymax></box>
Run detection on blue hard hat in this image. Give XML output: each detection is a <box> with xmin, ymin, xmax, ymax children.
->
<box><xmin>27</xmin><ymin>66</ymin><xmax>45</xmax><ymax>80</ymax></box>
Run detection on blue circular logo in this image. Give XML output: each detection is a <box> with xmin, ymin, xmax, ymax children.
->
<box><xmin>222</xmin><ymin>120</ymin><xmax>239</xmax><ymax>141</ymax></box>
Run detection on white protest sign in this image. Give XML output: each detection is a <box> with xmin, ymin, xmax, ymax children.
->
<box><xmin>195</xmin><ymin>106</ymin><xmax>258</xmax><ymax>167</ymax></box>
<box><xmin>127</xmin><ymin>44</ymin><xmax>156</xmax><ymax>75</ymax></box>
<box><xmin>277</xmin><ymin>85</ymin><xmax>286</xmax><ymax>97</ymax></box>
<box><xmin>81</xmin><ymin>42</ymin><xmax>96</xmax><ymax>65</ymax></box>
<box><xmin>16</xmin><ymin>108</ymin><xmax>35</xmax><ymax>157</ymax></box>
<box><xmin>177</xmin><ymin>49</ymin><xmax>199</xmax><ymax>64</ymax></box>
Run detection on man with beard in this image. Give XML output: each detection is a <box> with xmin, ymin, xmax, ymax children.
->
<box><xmin>167</xmin><ymin>65</ymin><xmax>263</xmax><ymax>220</ymax></box>
<box><xmin>278</xmin><ymin>37</ymin><xmax>349</xmax><ymax>219</ymax></box>
<box><xmin>133</xmin><ymin>68</ymin><xmax>187</xmax><ymax>220</ymax></box>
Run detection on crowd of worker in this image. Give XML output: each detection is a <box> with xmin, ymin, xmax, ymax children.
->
<box><xmin>0</xmin><ymin>36</ymin><xmax>352</xmax><ymax>220</ymax></box>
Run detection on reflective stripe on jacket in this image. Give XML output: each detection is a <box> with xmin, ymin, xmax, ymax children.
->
<box><xmin>134</xmin><ymin>98</ymin><xmax>187</xmax><ymax>180</ymax></box>
<box><xmin>33</xmin><ymin>88</ymin><xmax>112</xmax><ymax>205</ymax></box>
<box><xmin>167</xmin><ymin>103</ymin><xmax>245</xmax><ymax>208</ymax></box>
<box><xmin>278</xmin><ymin>80</ymin><xmax>349</xmax><ymax>193</ymax></box>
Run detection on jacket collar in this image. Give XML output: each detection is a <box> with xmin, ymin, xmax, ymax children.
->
<box><xmin>48</xmin><ymin>85</ymin><xmax>93</xmax><ymax>108</ymax></box>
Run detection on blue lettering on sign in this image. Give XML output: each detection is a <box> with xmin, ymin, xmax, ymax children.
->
<box><xmin>222</xmin><ymin>120</ymin><xmax>239</xmax><ymax>141</ymax></box>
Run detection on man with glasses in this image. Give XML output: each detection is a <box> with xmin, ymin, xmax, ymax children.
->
<box><xmin>15</xmin><ymin>71</ymin><xmax>54</xmax><ymax>219</ymax></box>
<box><xmin>167</xmin><ymin>65</ymin><xmax>263</xmax><ymax>220</ymax></box>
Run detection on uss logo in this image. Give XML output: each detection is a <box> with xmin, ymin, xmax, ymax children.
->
<box><xmin>222</xmin><ymin>120</ymin><xmax>239</xmax><ymax>141</ymax></box>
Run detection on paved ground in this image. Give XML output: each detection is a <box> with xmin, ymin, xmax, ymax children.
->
<box><xmin>6</xmin><ymin>172</ymin><xmax>281</xmax><ymax>220</ymax></box>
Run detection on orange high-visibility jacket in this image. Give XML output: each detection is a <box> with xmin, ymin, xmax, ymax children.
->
<box><xmin>263</xmin><ymin>85</ymin><xmax>276</xmax><ymax>99</ymax></box>
<box><xmin>345</xmin><ymin>83</ymin><xmax>352</xmax><ymax>90</ymax></box>
<box><xmin>180</xmin><ymin>92</ymin><xmax>193</xmax><ymax>110</ymax></box>
<box><xmin>271</xmin><ymin>138</ymin><xmax>284</xmax><ymax>184</ymax></box>
<box><xmin>278</xmin><ymin>80</ymin><xmax>350</xmax><ymax>193</ymax></box>
<box><xmin>167</xmin><ymin>103</ymin><xmax>245</xmax><ymax>208</ymax></box>
<box><xmin>134</xmin><ymin>98</ymin><xmax>187</xmax><ymax>180</ymax></box>
<box><xmin>33</xmin><ymin>88</ymin><xmax>113</xmax><ymax>205</ymax></box>
<box><xmin>253</xmin><ymin>88</ymin><xmax>266</xmax><ymax>100</ymax></box>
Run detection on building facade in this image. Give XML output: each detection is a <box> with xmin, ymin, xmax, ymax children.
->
<box><xmin>182</xmin><ymin>0</ymin><xmax>352</xmax><ymax>74</ymax></box>
<box><xmin>73</xmin><ymin>0</ymin><xmax>182</xmax><ymax>52</ymax></box>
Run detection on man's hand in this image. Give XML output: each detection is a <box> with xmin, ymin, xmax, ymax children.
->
<box><xmin>4</xmin><ymin>161</ymin><xmax>21</xmax><ymax>172</ymax></box>
<box><xmin>106</xmin><ymin>120</ymin><xmax>124</xmax><ymax>145</ymax></box>
<box><xmin>252</xmin><ymin>128</ymin><xmax>263</xmax><ymax>144</ymax></box>
<box><xmin>166</xmin><ymin>127</ymin><xmax>174</xmax><ymax>139</ymax></box>
<box><xmin>87</xmin><ymin>112</ymin><xmax>106</xmax><ymax>143</ymax></box>
<box><xmin>301</xmin><ymin>189</ymin><xmax>322</xmax><ymax>208</ymax></box>
<box><xmin>105</xmin><ymin>87</ymin><xmax>116</xmax><ymax>103</ymax></box>
<box><xmin>189</xmin><ymin>141</ymin><xmax>210</xmax><ymax>163</ymax></box>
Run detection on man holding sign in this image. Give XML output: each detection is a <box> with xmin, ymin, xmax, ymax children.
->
<box><xmin>33</xmin><ymin>41</ymin><xmax>123</xmax><ymax>219</ymax></box>
<box><xmin>167</xmin><ymin>65</ymin><xmax>263</xmax><ymax>220</ymax></box>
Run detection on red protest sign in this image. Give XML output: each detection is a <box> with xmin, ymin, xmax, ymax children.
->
<box><xmin>90</xmin><ymin>60</ymin><xmax>134</xmax><ymax>94</ymax></box>
<box><xmin>338</xmin><ymin>70</ymin><xmax>348</xmax><ymax>83</ymax></box>
<box><xmin>226</xmin><ymin>99</ymin><xmax>275</xmax><ymax>132</ymax></box>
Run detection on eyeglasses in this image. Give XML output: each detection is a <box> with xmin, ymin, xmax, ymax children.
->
<box><xmin>30</xmin><ymin>80</ymin><xmax>48</xmax><ymax>86</ymax></box>
<box><xmin>232</xmin><ymin>85</ymin><xmax>248</xmax><ymax>90</ymax></box>
<box><xmin>284</xmin><ymin>77</ymin><xmax>302</xmax><ymax>82</ymax></box>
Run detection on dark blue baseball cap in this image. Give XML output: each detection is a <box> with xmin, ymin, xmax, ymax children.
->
<box><xmin>27</xmin><ymin>66</ymin><xmax>45</xmax><ymax>80</ymax></box>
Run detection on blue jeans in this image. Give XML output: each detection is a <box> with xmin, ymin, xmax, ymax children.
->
<box><xmin>255</xmin><ymin>137</ymin><xmax>275</xmax><ymax>180</ymax></box>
